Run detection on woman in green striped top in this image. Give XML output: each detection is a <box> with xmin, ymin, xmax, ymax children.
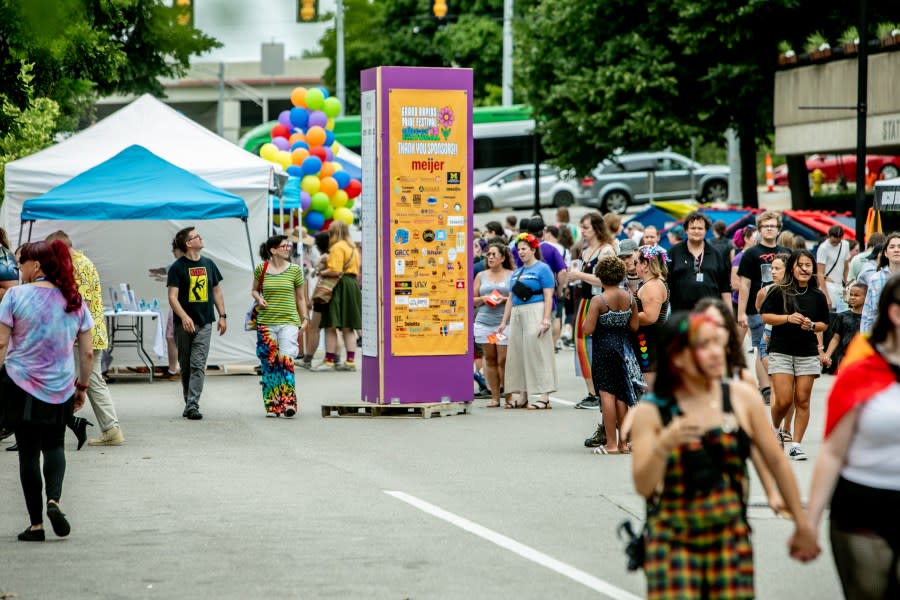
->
<box><xmin>251</xmin><ymin>235</ymin><xmax>309</xmax><ymax>417</ymax></box>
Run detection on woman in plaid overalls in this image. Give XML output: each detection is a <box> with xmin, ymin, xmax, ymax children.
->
<box><xmin>630</xmin><ymin>311</ymin><xmax>819</xmax><ymax>598</ymax></box>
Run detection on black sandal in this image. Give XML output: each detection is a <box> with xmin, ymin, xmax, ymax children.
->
<box><xmin>527</xmin><ymin>400</ymin><xmax>552</xmax><ymax>410</ymax></box>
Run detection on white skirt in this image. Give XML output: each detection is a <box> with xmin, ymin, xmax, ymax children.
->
<box><xmin>503</xmin><ymin>301</ymin><xmax>558</xmax><ymax>394</ymax></box>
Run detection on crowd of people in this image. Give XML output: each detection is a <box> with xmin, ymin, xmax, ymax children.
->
<box><xmin>2</xmin><ymin>205</ymin><xmax>899</xmax><ymax>596</ymax></box>
<box><xmin>470</xmin><ymin>208</ymin><xmax>900</xmax><ymax>596</ymax></box>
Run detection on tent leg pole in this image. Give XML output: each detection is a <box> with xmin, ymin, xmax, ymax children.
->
<box><xmin>244</xmin><ymin>218</ymin><xmax>256</xmax><ymax>270</ymax></box>
<box><xmin>28</xmin><ymin>221</ymin><xmax>33</xmax><ymax>242</ymax></box>
<box><xmin>18</xmin><ymin>222</ymin><xmax>24</xmax><ymax>246</ymax></box>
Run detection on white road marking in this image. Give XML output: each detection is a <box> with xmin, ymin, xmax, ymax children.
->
<box><xmin>385</xmin><ymin>490</ymin><xmax>642</xmax><ymax>600</ymax></box>
<box><xmin>549</xmin><ymin>395</ymin><xmax>576</xmax><ymax>406</ymax></box>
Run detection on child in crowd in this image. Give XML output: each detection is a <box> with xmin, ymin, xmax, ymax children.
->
<box><xmin>823</xmin><ymin>283</ymin><xmax>865</xmax><ymax>374</ymax></box>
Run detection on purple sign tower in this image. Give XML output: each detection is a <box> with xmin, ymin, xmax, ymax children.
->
<box><xmin>359</xmin><ymin>67</ymin><xmax>474</xmax><ymax>405</ymax></box>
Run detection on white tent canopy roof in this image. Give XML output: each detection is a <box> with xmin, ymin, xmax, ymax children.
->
<box><xmin>1</xmin><ymin>94</ymin><xmax>274</xmax><ymax>366</ymax></box>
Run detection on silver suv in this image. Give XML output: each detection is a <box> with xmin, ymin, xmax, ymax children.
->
<box><xmin>580</xmin><ymin>151</ymin><xmax>730</xmax><ymax>214</ymax></box>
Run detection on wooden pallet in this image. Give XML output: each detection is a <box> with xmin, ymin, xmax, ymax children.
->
<box><xmin>321</xmin><ymin>402</ymin><xmax>472</xmax><ymax>419</ymax></box>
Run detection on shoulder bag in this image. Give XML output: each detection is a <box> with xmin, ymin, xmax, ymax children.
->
<box><xmin>313</xmin><ymin>247</ymin><xmax>355</xmax><ymax>305</ymax></box>
<box><xmin>243</xmin><ymin>261</ymin><xmax>269</xmax><ymax>331</ymax></box>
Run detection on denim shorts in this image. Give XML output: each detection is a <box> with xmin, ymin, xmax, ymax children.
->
<box><xmin>758</xmin><ymin>327</ymin><xmax>771</xmax><ymax>360</ymax></box>
<box><xmin>748</xmin><ymin>313</ymin><xmax>764</xmax><ymax>349</ymax></box>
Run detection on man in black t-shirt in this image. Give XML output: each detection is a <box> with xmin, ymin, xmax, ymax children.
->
<box><xmin>167</xmin><ymin>226</ymin><xmax>226</xmax><ymax>420</ymax></box>
<box><xmin>736</xmin><ymin>211</ymin><xmax>790</xmax><ymax>399</ymax></box>
<box><xmin>667</xmin><ymin>212</ymin><xmax>731</xmax><ymax>312</ymax></box>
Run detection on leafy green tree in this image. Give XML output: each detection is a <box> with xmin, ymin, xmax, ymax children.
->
<box><xmin>0</xmin><ymin>0</ymin><xmax>220</xmax><ymax>133</ymax></box>
<box><xmin>0</xmin><ymin>64</ymin><xmax>60</xmax><ymax>197</ymax></box>
<box><xmin>519</xmin><ymin>0</ymin><xmax>900</xmax><ymax>207</ymax></box>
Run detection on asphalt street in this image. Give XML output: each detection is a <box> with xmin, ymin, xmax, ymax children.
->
<box><xmin>1</xmin><ymin>344</ymin><xmax>843</xmax><ymax>600</ymax></box>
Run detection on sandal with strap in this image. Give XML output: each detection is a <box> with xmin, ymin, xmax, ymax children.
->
<box><xmin>527</xmin><ymin>400</ymin><xmax>552</xmax><ymax>410</ymax></box>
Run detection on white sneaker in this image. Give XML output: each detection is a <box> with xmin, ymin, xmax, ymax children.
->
<box><xmin>313</xmin><ymin>360</ymin><xmax>336</xmax><ymax>372</ymax></box>
<box><xmin>788</xmin><ymin>445</ymin><xmax>807</xmax><ymax>461</ymax></box>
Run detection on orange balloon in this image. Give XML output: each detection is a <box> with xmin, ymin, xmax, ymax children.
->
<box><xmin>290</xmin><ymin>87</ymin><xmax>307</xmax><ymax>108</ymax></box>
<box><xmin>306</xmin><ymin>126</ymin><xmax>326</xmax><ymax>147</ymax></box>
<box><xmin>319</xmin><ymin>161</ymin><xmax>336</xmax><ymax>177</ymax></box>
<box><xmin>289</xmin><ymin>132</ymin><xmax>306</xmax><ymax>144</ymax></box>
<box><xmin>291</xmin><ymin>148</ymin><xmax>310</xmax><ymax>165</ymax></box>
<box><xmin>319</xmin><ymin>177</ymin><xmax>339</xmax><ymax>197</ymax></box>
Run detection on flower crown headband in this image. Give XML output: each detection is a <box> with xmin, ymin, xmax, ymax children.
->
<box><xmin>639</xmin><ymin>244</ymin><xmax>668</xmax><ymax>263</ymax></box>
<box><xmin>515</xmin><ymin>232</ymin><xmax>540</xmax><ymax>249</ymax></box>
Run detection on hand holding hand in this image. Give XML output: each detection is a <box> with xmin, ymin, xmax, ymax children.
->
<box><xmin>789</xmin><ymin>520</ymin><xmax>821</xmax><ymax>562</ymax></box>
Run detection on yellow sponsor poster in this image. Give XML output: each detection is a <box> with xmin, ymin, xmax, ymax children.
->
<box><xmin>388</xmin><ymin>89</ymin><xmax>469</xmax><ymax>356</ymax></box>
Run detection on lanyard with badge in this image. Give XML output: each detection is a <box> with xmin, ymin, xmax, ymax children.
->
<box><xmin>693</xmin><ymin>248</ymin><xmax>704</xmax><ymax>283</ymax></box>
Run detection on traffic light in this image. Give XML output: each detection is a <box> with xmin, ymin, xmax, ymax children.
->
<box><xmin>174</xmin><ymin>0</ymin><xmax>193</xmax><ymax>27</ymax></box>
<box><xmin>297</xmin><ymin>0</ymin><xmax>318</xmax><ymax>22</ymax></box>
<box><xmin>432</xmin><ymin>0</ymin><xmax>448</xmax><ymax>19</ymax></box>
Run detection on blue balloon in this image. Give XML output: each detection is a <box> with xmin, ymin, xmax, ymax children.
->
<box><xmin>317</xmin><ymin>87</ymin><xmax>330</xmax><ymax>99</ymax></box>
<box><xmin>305</xmin><ymin>210</ymin><xmax>325</xmax><ymax>231</ymax></box>
<box><xmin>333</xmin><ymin>171</ymin><xmax>351</xmax><ymax>189</ymax></box>
<box><xmin>286</xmin><ymin>165</ymin><xmax>304</xmax><ymax>178</ymax></box>
<box><xmin>290</xmin><ymin>140</ymin><xmax>309</xmax><ymax>151</ymax></box>
<box><xmin>324</xmin><ymin>130</ymin><xmax>335</xmax><ymax>146</ymax></box>
<box><xmin>301</xmin><ymin>156</ymin><xmax>323</xmax><ymax>175</ymax></box>
<box><xmin>289</xmin><ymin>107</ymin><xmax>309</xmax><ymax>130</ymax></box>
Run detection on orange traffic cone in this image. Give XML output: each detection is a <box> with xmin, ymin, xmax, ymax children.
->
<box><xmin>765</xmin><ymin>153</ymin><xmax>774</xmax><ymax>192</ymax></box>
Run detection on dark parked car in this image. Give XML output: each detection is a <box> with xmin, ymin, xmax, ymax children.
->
<box><xmin>579</xmin><ymin>151</ymin><xmax>730</xmax><ymax>214</ymax></box>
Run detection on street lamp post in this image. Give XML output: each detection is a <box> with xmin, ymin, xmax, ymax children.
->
<box><xmin>336</xmin><ymin>0</ymin><xmax>345</xmax><ymax>115</ymax></box>
<box><xmin>502</xmin><ymin>0</ymin><xmax>513</xmax><ymax>106</ymax></box>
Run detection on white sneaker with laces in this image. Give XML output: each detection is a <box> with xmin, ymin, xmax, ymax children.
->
<box><xmin>788</xmin><ymin>445</ymin><xmax>807</xmax><ymax>461</ymax></box>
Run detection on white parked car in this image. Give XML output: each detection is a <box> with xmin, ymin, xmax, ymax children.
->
<box><xmin>472</xmin><ymin>164</ymin><xmax>585</xmax><ymax>213</ymax></box>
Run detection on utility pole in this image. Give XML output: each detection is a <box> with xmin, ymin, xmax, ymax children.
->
<box><xmin>502</xmin><ymin>0</ymin><xmax>513</xmax><ymax>106</ymax></box>
<box><xmin>217</xmin><ymin>62</ymin><xmax>225</xmax><ymax>137</ymax></box>
<box><xmin>855</xmin><ymin>0</ymin><xmax>868</xmax><ymax>244</ymax></box>
<box><xmin>336</xmin><ymin>0</ymin><xmax>345</xmax><ymax>115</ymax></box>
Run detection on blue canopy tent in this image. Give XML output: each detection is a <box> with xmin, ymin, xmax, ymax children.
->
<box><xmin>19</xmin><ymin>145</ymin><xmax>256</xmax><ymax>265</ymax></box>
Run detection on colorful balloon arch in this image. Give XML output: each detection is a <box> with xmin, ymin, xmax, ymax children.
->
<box><xmin>258</xmin><ymin>87</ymin><xmax>361</xmax><ymax>233</ymax></box>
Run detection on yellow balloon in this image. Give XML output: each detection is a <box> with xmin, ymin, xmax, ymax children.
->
<box><xmin>331</xmin><ymin>189</ymin><xmax>349</xmax><ymax>208</ymax></box>
<box><xmin>333</xmin><ymin>207</ymin><xmax>353</xmax><ymax>225</ymax></box>
<box><xmin>326</xmin><ymin>118</ymin><xmax>335</xmax><ymax>130</ymax></box>
<box><xmin>260</xmin><ymin>143</ymin><xmax>278</xmax><ymax>162</ymax></box>
<box><xmin>331</xmin><ymin>142</ymin><xmax>340</xmax><ymax>156</ymax></box>
<box><xmin>332</xmin><ymin>162</ymin><xmax>343</xmax><ymax>172</ymax></box>
<box><xmin>277</xmin><ymin>151</ymin><xmax>292</xmax><ymax>169</ymax></box>
<box><xmin>301</xmin><ymin>175</ymin><xmax>320</xmax><ymax>195</ymax></box>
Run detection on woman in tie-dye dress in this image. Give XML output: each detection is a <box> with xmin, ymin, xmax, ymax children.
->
<box><xmin>251</xmin><ymin>235</ymin><xmax>308</xmax><ymax>417</ymax></box>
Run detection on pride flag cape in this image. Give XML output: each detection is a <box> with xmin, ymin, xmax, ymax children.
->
<box><xmin>825</xmin><ymin>334</ymin><xmax>896</xmax><ymax>437</ymax></box>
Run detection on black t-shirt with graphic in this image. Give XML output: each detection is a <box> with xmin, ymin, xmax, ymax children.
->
<box><xmin>761</xmin><ymin>285</ymin><xmax>830</xmax><ymax>357</ymax></box>
<box><xmin>737</xmin><ymin>243</ymin><xmax>790</xmax><ymax>315</ymax></box>
<box><xmin>166</xmin><ymin>256</ymin><xmax>223</xmax><ymax>327</ymax></box>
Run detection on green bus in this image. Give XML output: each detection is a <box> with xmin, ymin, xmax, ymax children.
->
<box><xmin>239</xmin><ymin>104</ymin><xmax>538</xmax><ymax>182</ymax></box>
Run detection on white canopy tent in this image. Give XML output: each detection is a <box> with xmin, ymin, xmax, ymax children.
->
<box><xmin>1</xmin><ymin>94</ymin><xmax>274</xmax><ymax>365</ymax></box>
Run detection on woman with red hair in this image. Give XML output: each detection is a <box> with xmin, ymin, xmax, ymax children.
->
<box><xmin>0</xmin><ymin>240</ymin><xmax>93</xmax><ymax>541</ymax></box>
<box><xmin>497</xmin><ymin>233</ymin><xmax>558</xmax><ymax>409</ymax></box>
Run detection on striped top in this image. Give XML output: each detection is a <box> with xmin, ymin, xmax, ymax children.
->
<box><xmin>254</xmin><ymin>263</ymin><xmax>304</xmax><ymax>326</ymax></box>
